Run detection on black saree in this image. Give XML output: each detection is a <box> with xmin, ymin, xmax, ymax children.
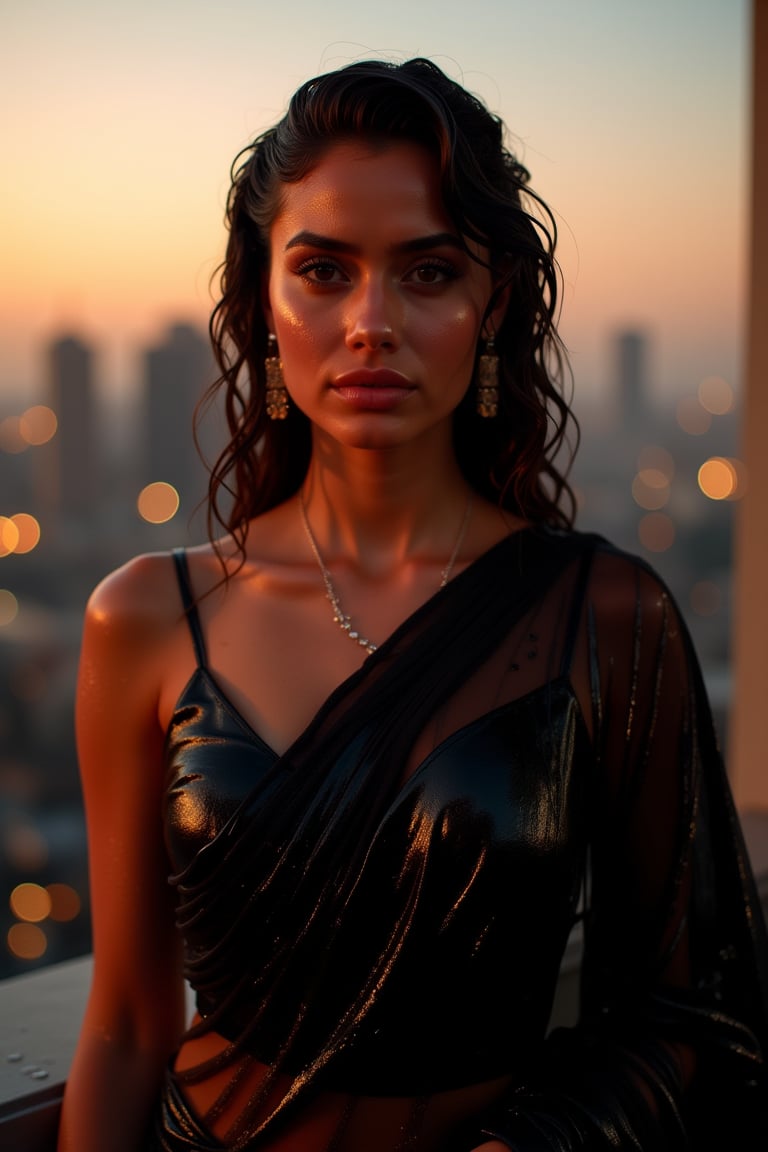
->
<box><xmin>162</xmin><ymin>528</ymin><xmax>768</xmax><ymax>1150</ymax></box>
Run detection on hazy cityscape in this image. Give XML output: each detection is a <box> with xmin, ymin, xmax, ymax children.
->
<box><xmin>0</xmin><ymin>324</ymin><xmax>743</xmax><ymax>978</ymax></box>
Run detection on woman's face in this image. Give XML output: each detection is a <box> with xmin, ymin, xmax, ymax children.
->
<box><xmin>264</xmin><ymin>140</ymin><xmax>504</xmax><ymax>454</ymax></box>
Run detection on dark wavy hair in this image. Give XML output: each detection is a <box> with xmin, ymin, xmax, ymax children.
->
<box><xmin>199</xmin><ymin>57</ymin><xmax>578</xmax><ymax>558</ymax></box>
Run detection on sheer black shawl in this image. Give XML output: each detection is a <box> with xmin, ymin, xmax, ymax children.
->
<box><xmin>168</xmin><ymin>528</ymin><xmax>768</xmax><ymax>1149</ymax></box>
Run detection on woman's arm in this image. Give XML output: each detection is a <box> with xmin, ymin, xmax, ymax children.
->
<box><xmin>57</xmin><ymin>555</ymin><xmax>187</xmax><ymax>1152</ymax></box>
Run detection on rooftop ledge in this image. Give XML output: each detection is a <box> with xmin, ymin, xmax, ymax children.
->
<box><xmin>2</xmin><ymin>809</ymin><xmax>767</xmax><ymax>1152</ymax></box>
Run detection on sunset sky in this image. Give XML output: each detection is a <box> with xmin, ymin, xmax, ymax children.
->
<box><xmin>1</xmin><ymin>0</ymin><xmax>750</xmax><ymax>409</ymax></box>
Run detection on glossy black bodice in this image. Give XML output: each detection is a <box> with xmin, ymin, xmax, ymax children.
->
<box><xmin>163</xmin><ymin>663</ymin><xmax>591</xmax><ymax>1092</ymax></box>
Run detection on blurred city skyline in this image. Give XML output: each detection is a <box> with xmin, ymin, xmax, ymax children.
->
<box><xmin>1</xmin><ymin>1</ymin><xmax>749</xmax><ymax>408</ymax></box>
<box><xmin>0</xmin><ymin>317</ymin><xmax>743</xmax><ymax>636</ymax></box>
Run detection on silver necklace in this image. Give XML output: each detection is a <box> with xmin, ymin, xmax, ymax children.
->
<box><xmin>299</xmin><ymin>492</ymin><xmax>473</xmax><ymax>655</ymax></box>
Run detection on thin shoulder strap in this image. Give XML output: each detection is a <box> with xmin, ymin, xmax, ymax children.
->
<box><xmin>171</xmin><ymin>548</ymin><xmax>208</xmax><ymax>669</ymax></box>
<box><xmin>559</xmin><ymin>534</ymin><xmax>599</xmax><ymax>678</ymax></box>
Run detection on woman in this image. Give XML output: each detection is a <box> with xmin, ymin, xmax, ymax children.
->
<box><xmin>58</xmin><ymin>58</ymin><xmax>767</xmax><ymax>1151</ymax></box>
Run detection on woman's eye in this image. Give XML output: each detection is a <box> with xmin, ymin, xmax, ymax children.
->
<box><xmin>297</xmin><ymin>260</ymin><xmax>346</xmax><ymax>284</ymax></box>
<box><xmin>406</xmin><ymin>262</ymin><xmax>457</xmax><ymax>285</ymax></box>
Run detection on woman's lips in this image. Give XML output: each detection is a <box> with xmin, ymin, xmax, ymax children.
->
<box><xmin>330</xmin><ymin>369</ymin><xmax>415</xmax><ymax>410</ymax></box>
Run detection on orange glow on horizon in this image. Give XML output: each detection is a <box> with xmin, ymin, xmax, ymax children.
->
<box><xmin>0</xmin><ymin>3</ymin><xmax>745</xmax><ymax>416</ymax></box>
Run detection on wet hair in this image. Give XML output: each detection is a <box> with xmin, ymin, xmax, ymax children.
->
<box><xmin>199</xmin><ymin>57</ymin><xmax>578</xmax><ymax>557</ymax></box>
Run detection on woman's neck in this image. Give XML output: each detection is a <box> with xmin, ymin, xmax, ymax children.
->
<box><xmin>299</xmin><ymin>441</ymin><xmax>473</xmax><ymax>578</ymax></box>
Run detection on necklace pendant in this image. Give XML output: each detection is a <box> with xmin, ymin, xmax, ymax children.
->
<box><xmin>300</xmin><ymin>491</ymin><xmax>472</xmax><ymax>659</ymax></box>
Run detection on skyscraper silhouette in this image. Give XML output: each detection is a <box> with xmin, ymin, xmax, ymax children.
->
<box><xmin>616</xmin><ymin>330</ymin><xmax>649</xmax><ymax>439</ymax></box>
<box><xmin>46</xmin><ymin>334</ymin><xmax>98</xmax><ymax>526</ymax></box>
<box><xmin>142</xmin><ymin>323</ymin><xmax>214</xmax><ymax>516</ymax></box>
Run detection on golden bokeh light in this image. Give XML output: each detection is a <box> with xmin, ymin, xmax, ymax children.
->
<box><xmin>9</xmin><ymin>513</ymin><xmax>41</xmax><ymax>554</ymax></box>
<box><xmin>10</xmin><ymin>882</ymin><xmax>52</xmax><ymax>923</ymax></box>
<box><xmin>638</xmin><ymin>467</ymin><xmax>669</xmax><ymax>490</ymax></box>
<box><xmin>676</xmin><ymin>395</ymin><xmax>712</xmax><ymax>436</ymax></box>
<box><xmin>698</xmin><ymin>457</ymin><xmax>738</xmax><ymax>501</ymax></box>
<box><xmin>0</xmin><ymin>516</ymin><xmax>21</xmax><ymax>557</ymax></box>
<box><xmin>637</xmin><ymin>445</ymin><xmax>675</xmax><ymax>481</ymax></box>
<box><xmin>0</xmin><ymin>589</ymin><xmax>19</xmax><ymax>626</ymax></box>
<box><xmin>690</xmin><ymin>581</ymin><xmax>722</xmax><ymax>617</ymax></box>
<box><xmin>0</xmin><ymin>417</ymin><xmax>28</xmax><ymax>455</ymax></box>
<box><xmin>638</xmin><ymin>512</ymin><xmax>675</xmax><ymax>553</ymax></box>
<box><xmin>46</xmin><ymin>883</ymin><xmax>81</xmax><ymax>922</ymax></box>
<box><xmin>631</xmin><ymin>471</ymin><xmax>670</xmax><ymax>511</ymax></box>
<box><xmin>698</xmin><ymin>376</ymin><xmax>734</xmax><ymax>416</ymax></box>
<box><xmin>7</xmin><ymin>922</ymin><xmax>47</xmax><ymax>961</ymax></box>
<box><xmin>19</xmin><ymin>404</ymin><xmax>58</xmax><ymax>445</ymax></box>
<box><xmin>137</xmin><ymin>482</ymin><xmax>180</xmax><ymax>525</ymax></box>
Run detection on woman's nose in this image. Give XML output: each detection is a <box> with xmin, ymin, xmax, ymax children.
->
<box><xmin>344</xmin><ymin>278</ymin><xmax>399</xmax><ymax>352</ymax></box>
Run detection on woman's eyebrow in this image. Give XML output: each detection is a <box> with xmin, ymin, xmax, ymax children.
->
<box><xmin>284</xmin><ymin>230</ymin><xmax>466</xmax><ymax>254</ymax></box>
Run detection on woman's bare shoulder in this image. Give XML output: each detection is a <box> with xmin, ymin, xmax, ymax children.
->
<box><xmin>78</xmin><ymin>550</ymin><xmax>206</xmax><ymax>728</ymax></box>
<box><xmin>83</xmin><ymin>542</ymin><xmax>240</xmax><ymax>658</ymax></box>
<box><xmin>85</xmin><ymin>550</ymin><xmax>183</xmax><ymax>636</ymax></box>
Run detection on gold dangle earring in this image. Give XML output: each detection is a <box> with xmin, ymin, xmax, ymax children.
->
<box><xmin>265</xmin><ymin>333</ymin><xmax>289</xmax><ymax>420</ymax></box>
<box><xmin>476</xmin><ymin>334</ymin><xmax>499</xmax><ymax>418</ymax></box>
